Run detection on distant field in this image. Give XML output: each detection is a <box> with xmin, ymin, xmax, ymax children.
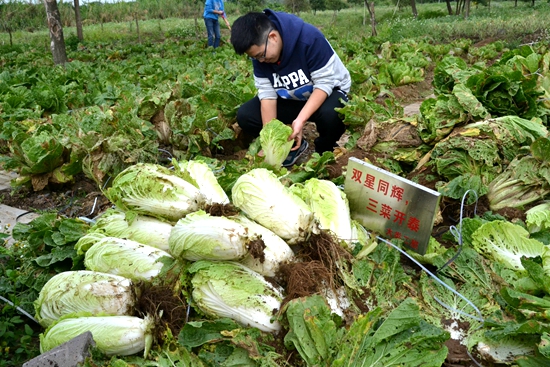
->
<box><xmin>1</xmin><ymin>1</ymin><xmax>549</xmax><ymax>48</ymax></box>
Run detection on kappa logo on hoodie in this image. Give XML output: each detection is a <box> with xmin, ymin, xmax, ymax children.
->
<box><xmin>272</xmin><ymin>70</ymin><xmax>313</xmax><ymax>100</ymax></box>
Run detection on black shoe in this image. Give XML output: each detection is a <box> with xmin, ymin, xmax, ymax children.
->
<box><xmin>282</xmin><ymin>140</ymin><xmax>309</xmax><ymax>167</ymax></box>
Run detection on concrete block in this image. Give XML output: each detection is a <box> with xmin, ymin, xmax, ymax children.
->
<box><xmin>0</xmin><ymin>170</ymin><xmax>17</xmax><ymax>191</ymax></box>
<box><xmin>23</xmin><ymin>331</ymin><xmax>95</xmax><ymax>367</ymax></box>
<box><xmin>1</xmin><ymin>204</ymin><xmax>40</xmax><ymax>248</ymax></box>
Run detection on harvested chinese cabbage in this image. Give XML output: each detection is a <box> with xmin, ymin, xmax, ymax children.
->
<box><xmin>40</xmin><ymin>314</ymin><xmax>153</xmax><ymax>357</ymax></box>
<box><xmin>84</xmin><ymin>237</ymin><xmax>172</xmax><ymax>281</ymax></box>
<box><xmin>174</xmin><ymin>159</ymin><xmax>230</xmax><ymax>205</ymax></box>
<box><xmin>291</xmin><ymin>178</ymin><xmax>352</xmax><ymax>244</ymax></box>
<box><xmin>34</xmin><ymin>270</ymin><xmax>137</xmax><ymax>327</ymax></box>
<box><xmin>104</xmin><ymin>163</ymin><xmax>204</xmax><ymax>222</ymax></box>
<box><xmin>189</xmin><ymin>260</ymin><xmax>283</xmax><ymax>333</ymax></box>
<box><xmin>74</xmin><ymin>232</ymin><xmax>109</xmax><ymax>254</ymax></box>
<box><xmin>90</xmin><ymin>208</ymin><xmax>173</xmax><ymax>252</ymax></box>
<box><xmin>169</xmin><ymin>210</ymin><xmax>251</xmax><ymax>261</ymax></box>
<box><xmin>234</xmin><ymin>215</ymin><xmax>295</xmax><ymax>277</ymax></box>
<box><xmin>231</xmin><ymin>168</ymin><xmax>315</xmax><ymax>244</ymax></box>
<box><xmin>260</xmin><ymin>120</ymin><xmax>294</xmax><ymax>168</ymax></box>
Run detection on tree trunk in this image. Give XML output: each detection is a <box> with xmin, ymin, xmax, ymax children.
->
<box><xmin>74</xmin><ymin>0</ymin><xmax>83</xmax><ymax>41</ymax></box>
<box><xmin>134</xmin><ymin>13</ymin><xmax>141</xmax><ymax>43</ymax></box>
<box><xmin>410</xmin><ymin>0</ymin><xmax>418</xmax><ymax>18</ymax></box>
<box><xmin>363</xmin><ymin>0</ymin><xmax>367</xmax><ymax>26</ymax></box>
<box><xmin>43</xmin><ymin>0</ymin><xmax>68</xmax><ymax>65</ymax></box>
<box><xmin>464</xmin><ymin>0</ymin><xmax>470</xmax><ymax>18</ymax></box>
<box><xmin>368</xmin><ymin>1</ymin><xmax>377</xmax><ymax>36</ymax></box>
<box><xmin>445</xmin><ymin>0</ymin><xmax>453</xmax><ymax>15</ymax></box>
<box><xmin>514</xmin><ymin>0</ymin><xmax>517</xmax><ymax>7</ymax></box>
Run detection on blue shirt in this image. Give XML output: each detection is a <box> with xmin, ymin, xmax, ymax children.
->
<box><xmin>203</xmin><ymin>0</ymin><xmax>224</xmax><ymax>20</ymax></box>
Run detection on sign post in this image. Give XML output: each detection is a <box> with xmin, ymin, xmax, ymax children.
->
<box><xmin>344</xmin><ymin>157</ymin><xmax>440</xmax><ymax>255</ymax></box>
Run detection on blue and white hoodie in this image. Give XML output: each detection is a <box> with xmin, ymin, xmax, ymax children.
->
<box><xmin>253</xmin><ymin>9</ymin><xmax>351</xmax><ymax>102</ymax></box>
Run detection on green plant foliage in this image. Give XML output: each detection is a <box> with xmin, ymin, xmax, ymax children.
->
<box><xmin>0</xmin><ymin>214</ymin><xmax>89</xmax><ymax>366</ymax></box>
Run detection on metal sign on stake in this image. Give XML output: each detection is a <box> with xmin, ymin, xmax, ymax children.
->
<box><xmin>344</xmin><ymin>157</ymin><xmax>440</xmax><ymax>255</ymax></box>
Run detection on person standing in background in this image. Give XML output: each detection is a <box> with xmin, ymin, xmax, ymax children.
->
<box><xmin>203</xmin><ymin>0</ymin><xmax>225</xmax><ymax>48</ymax></box>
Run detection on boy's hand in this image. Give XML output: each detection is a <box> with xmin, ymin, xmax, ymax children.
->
<box><xmin>289</xmin><ymin>119</ymin><xmax>305</xmax><ymax>150</ymax></box>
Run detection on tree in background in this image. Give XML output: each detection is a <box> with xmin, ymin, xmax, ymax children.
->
<box><xmin>392</xmin><ymin>0</ymin><xmax>417</xmax><ymax>17</ymax></box>
<box><xmin>284</xmin><ymin>0</ymin><xmax>309</xmax><ymax>14</ymax></box>
<box><xmin>43</xmin><ymin>0</ymin><xmax>68</xmax><ymax>65</ymax></box>
<box><xmin>410</xmin><ymin>0</ymin><xmax>417</xmax><ymax>18</ymax></box>
<box><xmin>365</xmin><ymin>0</ymin><xmax>376</xmax><ymax>36</ymax></box>
<box><xmin>445</xmin><ymin>0</ymin><xmax>453</xmax><ymax>15</ymax></box>
<box><xmin>348</xmin><ymin>0</ymin><xmax>376</xmax><ymax>34</ymax></box>
<box><xmin>0</xmin><ymin>2</ymin><xmax>15</xmax><ymax>46</ymax></box>
<box><xmin>326</xmin><ymin>0</ymin><xmax>346</xmax><ymax>22</ymax></box>
<box><xmin>74</xmin><ymin>0</ymin><xmax>83</xmax><ymax>41</ymax></box>
<box><xmin>0</xmin><ymin>0</ymin><xmax>44</xmax><ymax>46</ymax></box>
<box><xmin>310</xmin><ymin>0</ymin><xmax>326</xmax><ymax>15</ymax></box>
<box><xmin>237</xmin><ymin>0</ymin><xmax>265</xmax><ymax>12</ymax></box>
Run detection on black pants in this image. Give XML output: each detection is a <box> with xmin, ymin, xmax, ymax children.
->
<box><xmin>236</xmin><ymin>89</ymin><xmax>348</xmax><ymax>153</ymax></box>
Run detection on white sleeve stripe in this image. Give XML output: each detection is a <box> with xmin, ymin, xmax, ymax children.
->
<box><xmin>254</xmin><ymin>75</ymin><xmax>278</xmax><ymax>100</ymax></box>
<box><xmin>310</xmin><ymin>53</ymin><xmax>351</xmax><ymax>95</ymax></box>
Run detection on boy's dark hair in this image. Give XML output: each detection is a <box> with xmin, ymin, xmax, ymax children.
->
<box><xmin>230</xmin><ymin>12</ymin><xmax>274</xmax><ymax>54</ymax></box>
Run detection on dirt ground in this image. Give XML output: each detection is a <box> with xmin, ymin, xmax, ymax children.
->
<box><xmin>0</xmin><ymin>67</ymin><xmax>523</xmax><ymax>366</ymax></box>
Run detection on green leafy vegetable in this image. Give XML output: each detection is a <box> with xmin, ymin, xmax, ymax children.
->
<box><xmin>332</xmin><ymin>298</ymin><xmax>449</xmax><ymax>366</ymax></box>
<box><xmin>83</xmin><ymin>237</ymin><xmax>172</xmax><ymax>281</ymax></box>
<box><xmin>104</xmin><ymin>163</ymin><xmax>205</xmax><ymax>222</ymax></box>
<box><xmin>40</xmin><ymin>314</ymin><xmax>154</xmax><ymax>357</ymax></box>
<box><xmin>471</xmin><ymin>220</ymin><xmax>545</xmax><ymax>272</ymax></box>
<box><xmin>89</xmin><ymin>208</ymin><xmax>173</xmax><ymax>252</ymax></box>
<box><xmin>174</xmin><ymin>159</ymin><xmax>230</xmax><ymax>205</ymax></box>
<box><xmin>231</xmin><ymin>168</ymin><xmax>315</xmax><ymax>244</ymax></box>
<box><xmin>259</xmin><ymin>120</ymin><xmax>294</xmax><ymax>168</ymax></box>
<box><xmin>291</xmin><ymin>178</ymin><xmax>352</xmax><ymax>245</ymax></box>
<box><xmin>169</xmin><ymin>210</ymin><xmax>251</xmax><ymax>261</ymax></box>
<box><xmin>188</xmin><ymin>260</ymin><xmax>284</xmax><ymax>333</ymax></box>
<box><xmin>487</xmin><ymin>137</ymin><xmax>550</xmax><ymax>211</ymax></box>
<box><xmin>283</xmin><ymin>295</ymin><xmax>342</xmax><ymax>366</ymax></box>
<box><xmin>34</xmin><ymin>270</ymin><xmax>137</xmax><ymax>327</ymax></box>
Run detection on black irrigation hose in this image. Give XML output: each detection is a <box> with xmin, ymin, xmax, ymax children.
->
<box><xmin>15</xmin><ymin>210</ymin><xmax>34</xmax><ymax>221</ymax></box>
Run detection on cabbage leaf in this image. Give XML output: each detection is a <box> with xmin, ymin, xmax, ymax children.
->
<box><xmin>471</xmin><ymin>220</ymin><xmax>545</xmax><ymax>272</ymax></box>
